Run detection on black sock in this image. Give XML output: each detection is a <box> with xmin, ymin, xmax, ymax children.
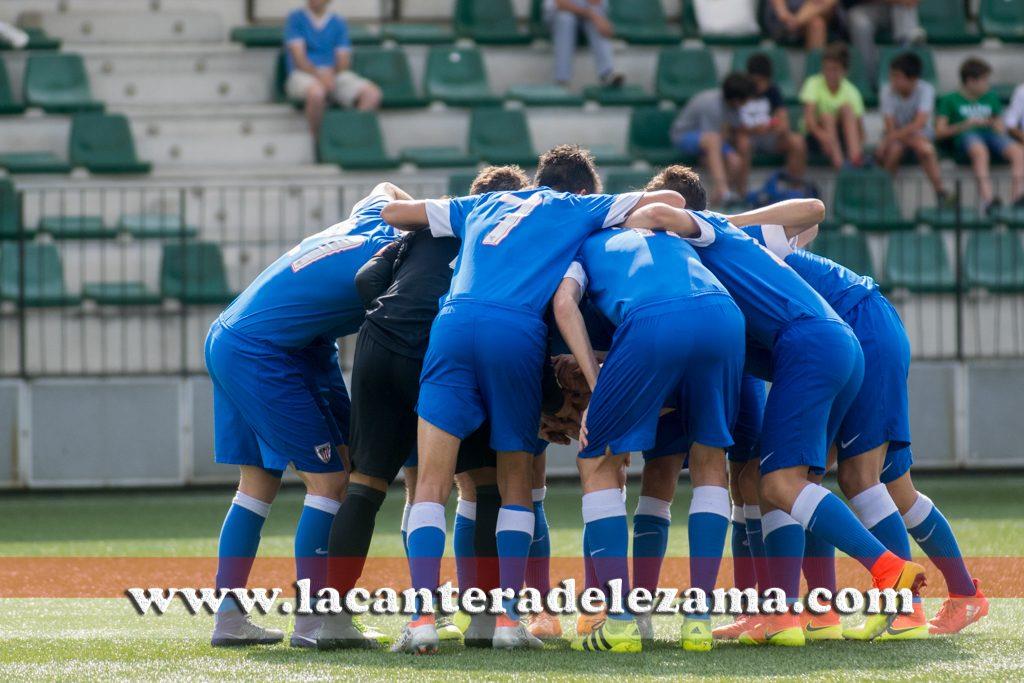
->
<box><xmin>326</xmin><ymin>483</ymin><xmax>387</xmax><ymax>596</ymax></box>
<box><xmin>474</xmin><ymin>484</ymin><xmax>501</xmax><ymax>593</ymax></box>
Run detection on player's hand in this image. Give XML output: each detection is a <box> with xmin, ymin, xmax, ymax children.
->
<box><xmin>553</xmin><ymin>355</ymin><xmax>590</xmax><ymax>395</ymax></box>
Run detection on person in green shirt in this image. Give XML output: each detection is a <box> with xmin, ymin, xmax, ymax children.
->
<box><xmin>936</xmin><ymin>58</ymin><xmax>1024</xmax><ymax>215</ymax></box>
<box><xmin>799</xmin><ymin>43</ymin><xmax>865</xmax><ymax>169</ymax></box>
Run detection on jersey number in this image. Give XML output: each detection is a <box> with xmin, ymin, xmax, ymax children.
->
<box><xmin>483</xmin><ymin>194</ymin><xmax>544</xmax><ymax>246</ymax></box>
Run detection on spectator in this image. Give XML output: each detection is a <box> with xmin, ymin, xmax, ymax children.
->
<box><xmin>670</xmin><ymin>73</ymin><xmax>757</xmax><ymax>206</ymax></box>
<box><xmin>799</xmin><ymin>43</ymin><xmax>865</xmax><ymax>169</ymax></box>
<box><xmin>1004</xmin><ymin>83</ymin><xmax>1024</xmax><ymax>146</ymax></box>
<box><xmin>876</xmin><ymin>51</ymin><xmax>948</xmax><ymax>201</ymax></box>
<box><xmin>283</xmin><ymin>0</ymin><xmax>382</xmax><ymax>138</ymax></box>
<box><xmin>546</xmin><ymin>1</ymin><xmax>624</xmax><ymax>88</ymax></box>
<box><xmin>733</xmin><ymin>53</ymin><xmax>809</xmax><ymax>196</ymax></box>
<box><xmin>936</xmin><ymin>58</ymin><xmax>1024</xmax><ymax>215</ymax></box>
<box><xmin>845</xmin><ymin>0</ymin><xmax>924</xmax><ymax>84</ymax></box>
<box><xmin>763</xmin><ymin>0</ymin><xmax>838</xmax><ymax>50</ymax></box>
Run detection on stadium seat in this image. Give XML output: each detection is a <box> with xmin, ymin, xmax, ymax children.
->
<box><xmin>160</xmin><ymin>242</ymin><xmax>235</xmax><ymax>305</ymax></box>
<box><xmin>383</xmin><ymin>23</ymin><xmax>455</xmax><ymax>44</ymax></box>
<box><xmin>454</xmin><ymin>0</ymin><xmax>532</xmax><ymax>44</ymax></box>
<box><xmin>38</xmin><ymin>216</ymin><xmax>118</xmax><ymax>239</ymax></box>
<box><xmin>468</xmin><ymin>108</ymin><xmax>536</xmax><ymax>166</ymax></box>
<box><xmin>529</xmin><ymin>0</ymin><xmax>549</xmax><ymax>38</ymax></box>
<box><xmin>82</xmin><ymin>281</ymin><xmax>162</xmax><ymax>305</ymax></box>
<box><xmin>23</xmin><ymin>53</ymin><xmax>104</xmax><ymax>114</ymax></box>
<box><xmin>69</xmin><ymin>113</ymin><xmax>152</xmax><ymax>175</ymax></box>
<box><xmin>991</xmin><ymin>205</ymin><xmax>1024</xmax><ymax>229</ymax></box>
<box><xmin>448</xmin><ymin>171</ymin><xmax>477</xmax><ymax>197</ymax></box>
<box><xmin>401</xmin><ymin>146</ymin><xmax>476</xmax><ymax>168</ymax></box>
<box><xmin>588</xmin><ymin>146</ymin><xmax>633</xmax><ymax>167</ymax></box>
<box><xmin>877</xmin><ymin>46</ymin><xmax>937</xmax><ymax>89</ymax></box>
<box><xmin>0</xmin><ymin>27</ymin><xmax>61</xmax><ymax>51</ymax></box>
<box><xmin>628</xmin><ymin>107</ymin><xmax>696</xmax><ymax>165</ymax></box>
<box><xmin>0</xmin><ymin>242</ymin><xmax>81</xmax><ymax>306</ymax></box>
<box><xmin>915</xmin><ymin>206</ymin><xmax>993</xmax><ymax>231</ymax></box>
<box><xmin>730</xmin><ymin>47</ymin><xmax>796</xmax><ymax>102</ymax></box>
<box><xmin>317</xmin><ymin>110</ymin><xmax>400</xmax><ymax>170</ymax></box>
<box><xmin>655</xmin><ymin>47</ymin><xmax>718</xmax><ymax>104</ymax></box>
<box><xmin>0</xmin><ymin>178</ymin><xmax>28</xmax><ymax>240</ymax></box>
<box><xmin>348</xmin><ymin>25</ymin><xmax>382</xmax><ymax>46</ymax></box>
<box><xmin>918</xmin><ymin>0</ymin><xmax>981</xmax><ymax>44</ymax></box>
<box><xmin>810</xmin><ymin>231</ymin><xmax>875</xmax><ymax>278</ymax></box>
<box><xmin>506</xmin><ymin>84</ymin><xmax>584</xmax><ymax>107</ymax></box>
<box><xmin>980</xmin><ymin>0</ymin><xmax>1024</xmax><ymax>42</ymax></box>
<box><xmin>582</xmin><ymin>84</ymin><xmax>658</xmax><ymax>106</ymax></box>
<box><xmin>608</xmin><ymin>0</ymin><xmax>681</xmax><ymax>44</ymax></box>
<box><xmin>352</xmin><ymin>48</ymin><xmax>427</xmax><ymax>108</ymax></box>
<box><xmin>0</xmin><ymin>57</ymin><xmax>25</xmax><ymax>115</ymax></box>
<box><xmin>424</xmin><ymin>47</ymin><xmax>502</xmax><ymax>107</ymax></box>
<box><xmin>603</xmin><ymin>169</ymin><xmax>651</xmax><ymax>194</ymax></box>
<box><xmin>229</xmin><ymin>24</ymin><xmax>282</xmax><ymax>47</ymax></box>
<box><xmin>964</xmin><ymin>231</ymin><xmax>1024</xmax><ymax>291</ymax></box>
<box><xmin>804</xmin><ymin>48</ymin><xmax>876</xmax><ymax>107</ymax></box>
<box><xmin>883</xmin><ymin>231</ymin><xmax>955</xmax><ymax>292</ymax></box>
<box><xmin>117</xmin><ymin>214</ymin><xmax>199</xmax><ymax>239</ymax></box>
<box><xmin>0</xmin><ymin>151</ymin><xmax>72</xmax><ymax>174</ymax></box>
<box><xmin>833</xmin><ymin>168</ymin><xmax>914</xmax><ymax>231</ymax></box>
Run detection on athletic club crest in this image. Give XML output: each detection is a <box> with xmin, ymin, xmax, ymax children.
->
<box><xmin>314</xmin><ymin>443</ymin><xmax>333</xmax><ymax>463</ymax></box>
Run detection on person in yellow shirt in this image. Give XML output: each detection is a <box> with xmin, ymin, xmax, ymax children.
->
<box><xmin>800</xmin><ymin>43</ymin><xmax>866</xmax><ymax>169</ymax></box>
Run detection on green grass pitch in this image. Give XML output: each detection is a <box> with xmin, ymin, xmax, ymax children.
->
<box><xmin>1</xmin><ymin>474</ymin><xmax>1022</xmax><ymax>681</ymax></box>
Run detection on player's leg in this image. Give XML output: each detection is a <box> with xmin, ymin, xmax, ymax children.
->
<box><xmin>712</xmin><ymin>459</ymin><xmax>760</xmax><ymax>641</ymax></box>
<box><xmin>292</xmin><ymin>469</ymin><xmax>346</xmax><ymax>645</ymax></box>
<box><xmin>526</xmin><ymin>447</ymin><xmax>563</xmax><ymax>640</ymax></box>
<box><xmin>402</xmin><ymin>463</ymin><xmax>416</xmax><ymax>555</ymax></box>
<box><xmin>454</xmin><ymin>473</ymin><xmax>478</xmax><ymax>600</ymax></box>
<box><xmin>801</xmin><ymin>464</ymin><xmax>842</xmax><ymax>640</ymax></box>
<box><xmin>466</xmin><ymin>460</ymin><xmax>502</xmax><ymax>646</ymax></box>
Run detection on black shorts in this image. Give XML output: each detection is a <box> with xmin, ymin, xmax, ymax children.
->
<box><xmin>348</xmin><ymin>327</ymin><xmax>496</xmax><ymax>484</ymax></box>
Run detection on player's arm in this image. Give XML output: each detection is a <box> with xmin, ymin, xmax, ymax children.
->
<box><xmin>794</xmin><ymin>224</ymin><xmax>819</xmax><ymax>249</ymax></box>
<box><xmin>380</xmin><ymin>200</ymin><xmax>429</xmax><ymax>231</ymax></box>
<box><xmin>371</xmin><ymin>182</ymin><xmax>413</xmax><ymax>202</ymax></box>
<box><xmin>726</xmin><ymin>198</ymin><xmax>825</xmax><ymax>239</ymax></box>
<box><xmin>354</xmin><ymin>239</ymin><xmax>401</xmax><ymax>309</ymax></box>
<box><xmin>621</xmin><ymin>203</ymin><xmax>701</xmax><ymax>237</ymax></box>
<box><xmin>552</xmin><ymin>277</ymin><xmax>600</xmax><ymax>391</ymax></box>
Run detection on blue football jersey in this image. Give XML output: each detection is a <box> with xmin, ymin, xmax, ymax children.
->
<box><xmin>218</xmin><ymin>193</ymin><xmax>398</xmax><ymax>350</ymax></box>
<box><xmin>567</xmin><ymin>228</ymin><xmax>729</xmax><ymax>327</ymax></box>
<box><xmin>684</xmin><ymin>211</ymin><xmax>842</xmax><ymax>347</ymax></box>
<box><xmin>425</xmin><ymin>188</ymin><xmax>643</xmax><ymax>315</ymax></box>
<box><xmin>742</xmin><ymin>224</ymin><xmax>878</xmax><ymax>319</ymax></box>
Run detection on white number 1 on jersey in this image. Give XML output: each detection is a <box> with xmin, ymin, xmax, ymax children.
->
<box><xmin>483</xmin><ymin>194</ymin><xmax>544</xmax><ymax>246</ymax></box>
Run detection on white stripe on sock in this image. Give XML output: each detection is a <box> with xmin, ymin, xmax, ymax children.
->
<box><xmin>232</xmin><ymin>490</ymin><xmax>271</xmax><ymax>518</ymax></box>
<box><xmin>304</xmin><ymin>494</ymin><xmax>340</xmax><ymax>516</ymax></box>
<box><xmin>497</xmin><ymin>506</ymin><xmax>535</xmax><ymax>536</ymax></box>
<box><xmin>849</xmin><ymin>483</ymin><xmax>899</xmax><ymax>530</ymax></box>
<box><xmin>532</xmin><ymin>487</ymin><xmax>547</xmax><ymax>503</ymax></box>
<box><xmin>689</xmin><ymin>486</ymin><xmax>731</xmax><ymax>519</ymax></box>
<box><xmin>902</xmin><ymin>493</ymin><xmax>934</xmax><ymax>530</ymax></box>
<box><xmin>762</xmin><ymin>509</ymin><xmax>800</xmax><ymax>537</ymax></box>
<box><xmin>635</xmin><ymin>495</ymin><xmax>672</xmax><ymax>521</ymax></box>
<box><xmin>456</xmin><ymin>498</ymin><xmax>477</xmax><ymax>521</ymax></box>
<box><xmin>408</xmin><ymin>502</ymin><xmax>446</xmax><ymax>534</ymax></box>
<box><xmin>732</xmin><ymin>505</ymin><xmax>745</xmax><ymax>524</ymax></box>
<box><xmin>583</xmin><ymin>488</ymin><xmax>627</xmax><ymax>523</ymax></box>
<box><xmin>790</xmin><ymin>483</ymin><xmax>830</xmax><ymax>529</ymax></box>
<box><xmin>743</xmin><ymin>504</ymin><xmax>762</xmax><ymax>521</ymax></box>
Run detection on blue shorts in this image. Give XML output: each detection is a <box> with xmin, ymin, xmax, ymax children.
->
<box><xmin>759</xmin><ymin>319</ymin><xmax>864</xmax><ymax>476</ymax></box>
<box><xmin>727</xmin><ymin>375</ymin><xmax>768</xmax><ymax>463</ymax></box>
<box><xmin>957</xmin><ymin>130</ymin><xmax>1013</xmax><ymax>158</ymax></box>
<box><xmin>206</xmin><ymin>321</ymin><xmax>346</xmax><ymax>474</ymax></box>
<box><xmin>674</xmin><ymin>130</ymin><xmax>736</xmax><ymax>158</ymax></box>
<box><xmin>836</xmin><ymin>292</ymin><xmax>912</xmax><ymax>460</ymax></box>
<box><xmin>583</xmin><ymin>295</ymin><xmax>745</xmax><ymax>459</ymax></box>
<box><xmin>418</xmin><ymin>301</ymin><xmax>547</xmax><ymax>453</ymax></box>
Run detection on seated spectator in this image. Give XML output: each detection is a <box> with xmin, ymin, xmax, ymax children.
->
<box><xmin>799</xmin><ymin>43</ymin><xmax>865</xmax><ymax>169</ymax></box>
<box><xmin>670</xmin><ymin>73</ymin><xmax>757</xmax><ymax>206</ymax></box>
<box><xmin>876</xmin><ymin>51</ymin><xmax>948</xmax><ymax>201</ymax></box>
<box><xmin>936</xmin><ymin>58</ymin><xmax>1024</xmax><ymax>215</ymax></box>
<box><xmin>733</xmin><ymin>53</ymin><xmax>808</xmax><ymax>196</ymax></box>
<box><xmin>1004</xmin><ymin>83</ymin><xmax>1024</xmax><ymax>146</ymax></box>
<box><xmin>845</xmin><ymin>0</ymin><xmax>924</xmax><ymax>84</ymax></box>
<box><xmin>763</xmin><ymin>0</ymin><xmax>838</xmax><ymax>50</ymax></box>
<box><xmin>546</xmin><ymin>1</ymin><xmax>624</xmax><ymax>88</ymax></box>
<box><xmin>284</xmin><ymin>0</ymin><xmax>382</xmax><ymax>138</ymax></box>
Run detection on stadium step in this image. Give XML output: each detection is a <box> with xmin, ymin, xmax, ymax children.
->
<box><xmin>383</xmin><ymin>23</ymin><xmax>456</xmax><ymax>45</ymax></box>
<box><xmin>82</xmin><ymin>280</ymin><xmax>163</xmax><ymax>305</ymax></box>
<box><xmin>24</xmin><ymin>53</ymin><xmax>104</xmax><ymax>114</ymax></box>
<box><xmin>401</xmin><ymin>146</ymin><xmax>476</xmax><ymax>168</ymax></box>
<box><xmin>118</xmin><ymin>214</ymin><xmax>199</xmax><ymax>239</ymax></box>
<box><xmin>36</xmin><ymin>10</ymin><xmax>226</xmax><ymax>45</ymax></box>
<box><xmin>505</xmin><ymin>84</ymin><xmax>584</xmax><ymax>107</ymax></box>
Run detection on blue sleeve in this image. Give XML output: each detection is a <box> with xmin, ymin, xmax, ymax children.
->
<box><xmin>573</xmin><ymin>192</ymin><xmax>644</xmax><ymax>231</ymax></box>
<box><xmin>283</xmin><ymin>10</ymin><xmax>304</xmax><ymax>44</ymax></box>
<box><xmin>741</xmin><ymin>225</ymin><xmax>766</xmax><ymax>245</ymax></box>
<box><xmin>334</xmin><ymin>16</ymin><xmax>351</xmax><ymax>49</ymax></box>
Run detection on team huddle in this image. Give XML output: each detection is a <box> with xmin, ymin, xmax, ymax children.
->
<box><xmin>204</xmin><ymin>145</ymin><xmax>989</xmax><ymax>655</ymax></box>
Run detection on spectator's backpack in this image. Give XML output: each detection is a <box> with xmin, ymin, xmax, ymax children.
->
<box><xmin>746</xmin><ymin>171</ymin><xmax>820</xmax><ymax>207</ymax></box>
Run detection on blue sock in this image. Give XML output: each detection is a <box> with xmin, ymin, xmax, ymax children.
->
<box><xmin>731</xmin><ymin>506</ymin><xmax>757</xmax><ymax>591</ymax></box>
<box><xmin>401</xmin><ymin>502</ymin><xmax>412</xmax><ymax>558</ymax></box>
<box><xmin>904</xmin><ymin>493</ymin><xmax>976</xmax><ymax>596</ymax></box>
<box><xmin>407</xmin><ymin>502</ymin><xmax>447</xmax><ymax>618</ymax></box>
<box><xmin>790</xmin><ymin>484</ymin><xmax>889</xmax><ymax>571</ymax></box>
<box><xmin>688</xmin><ymin>486</ymin><xmax>730</xmax><ymax>618</ymax></box>
<box><xmin>763</xmin><ymin>510</ymin><xmax>805</xmax><ymax>604</ymax></box>
<box><xmin>496</xmin><ymin>505</ymin><xmax>534</xmax><ymax>618</ymax></box>
<box><xmin>850</xmin><ymin>483</ymin><xmax>912</xmax><ymax>560</ymax></box>
<box><xmin>583</xmin><ymin>488</ymin><xmax>631</xmax><ymax>621</ymax></box>
<box><xmin>454</xmin><ymin>498</ymin><xmax>477</xmax><ymax>591</ymax></box>
<box><xmin>744</xmin><ymin>505</ymin><xmax>769</xmax><ymax>592</ymax></box>
<box><xmin>632</xmin><ymin>496</ymin><xmax>671</xmax><ymax>596</ymax></box>
<box><xmin>294</xmin><ymin>494</ymin><xmax>340</xmax><ymax>630</ymax></box>
<box><xmin>802</xmin><ymin>530</ymin><xmax>836</xmax><ymax>594</ymax></box>
<box><xmin>216</xmin><ymin>491</ymin><xmax>271</xmax><ymax>614</ymax></box>
<box><xmin>526</xmin><ymin>488</ymin><xmax>551</xmax><ymax>594</ymax></box>
<box><xmin>582</xmin><ymin>525</ymin><xmax>598</xmax><ymax>593</ymax></box>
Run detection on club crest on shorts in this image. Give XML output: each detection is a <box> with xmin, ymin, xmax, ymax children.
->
<box><xmin>314</xmin><ymin>443</ymin><xmax>333</xmax><ymax>463</ymax></box>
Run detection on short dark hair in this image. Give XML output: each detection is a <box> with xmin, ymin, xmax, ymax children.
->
<box><xmin>534</xmin><ymin>144</ymin><xmax>602</xmax><ymax>194</ymax></box>
<box><xmin>746</xmin><ymin>53</ymin><xmax>773</xmax><ymax>80</ymax></box>
<box><xmin>822</xmin><ymin>43</ymin><xmax>850</xmax><ymax>70</ymax></box>
<box><xmin>889</xmin><ymin>51</ymin><xmax>923</xmax><ymax>80</ymax></box>
<box><xmin>722</xmin><ymin>72</ymin><xmax>757</xmax><ymax>104</ymax></box>
<box><xmin>645</xmin><ymin>165</ymin><xmax>707</xmax><ymax>211</ymax></box>
<box><xmin>470</xmin><ymin>165</ymin><xmax>530</xmax><ymax>194</ymax></box>
<box><xmin>960</xmin><ymin>57</ymin><xmax>991</xmax><ymax>84</ymax></box>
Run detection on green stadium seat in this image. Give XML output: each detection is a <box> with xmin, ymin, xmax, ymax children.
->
<box><xmin>915</xmin><ymin>206</ymin><xmax>993</xmax><ymax>231</ymax></box>
<box><xmin>0</xmin><ymin>242</ymin><xmax>81</xmax><ymax>306</ymax></box>
<box><xmin>448</xmin><ymin>171</ymin><xmax>478</xmax><ymax>197</ymax></box>
<box><xmin>603</xmin><ymin>169</ymin><xmax>651</xmax><ymax>194</ymax></box>
<box><xmin>0</xmin><ymin>151</ymin><xmax>71</xmax><ymax>174</ymax></box>
<box><xmin>964</xmin><ymin>231</ymin><xmax>1024</xmax><ymax>291</ymax></box>
<box><xmin>317</xmin><ymin>110</ymin><xmax>400</xmax><ymax>170</ymax></box>
<box><xmin>0</xmin><ymin>58</ymin><xmax>25</xmax><ymax>115</ymax></box>
<box><xmin>656</xmin><ymin>47</ymin><xmax>718</xmax><ymax>104</ymax></box>
<box><xmin>383</xmin><ymin>23</ymin><xmax>455</xmax><ymax>44</ymax></box>
<box><xmin>833</xmin><ymin>168</ymin><xmax>914</xmax><ymax>231</ymax></box>
<box><xmin>82</xmin><ymin>281</ymin><xmax>162</xmax><ymax>305</ymax></box>
<box><xmin>229</xmin><ymin>24</ymin><xmax>283</xmax><ymax>47</ymax></box>
<box><xmin>352</xmin><ymin>48</ymin><xmax>427</xmax><ymax>108</ymax></box>
<box><xmin>609</xmin><ymin>0</ymin><xmax>682</xmax><ymax>44</ymax></box>
<box><xmin>530</xmin><ymin>0</ymin><xmax>549</xmax><ymax>38</ymax></box>
<box><xmin>401</xmin><ymin>146</ymin><xmax>477</xmax><ymax>168</ymax></box>
<box><xmin>991</xmin><ymin>205</ymin><xmax>1024</xmax><ymax>229</ymax></box>
<box><xmin>583</xmin><ymin>84</ymin><xmax>658</xmax><ymax>106</ymax></box>
<box><xmin>347</xmin><ymin>24</ymin><xmax>382</xmax><ymax>46</ymax></box>
<box><xmin>506</xmin><ymin>84</ymin><xmax>584</xmax><ymax>107</ymax></box>
<box><xmin>424</xmin><ymin>47</ymin><xmax>502</xmax><ymax>107</ymax></box>
<box><xmin>883</xmin><ymin>231</ymin><xmax>955</xmax><ymax>292</ymax></box>
<box><xmin>38</xmin><ymin>216</ymin><xmax>118</xmax><ymax>239</ymax></box>
<box><xmin>804</xmin><ymin>48</ymin><xmax>876</xmax><ymax>107</ymax></box>
<box><xmin>919</xmin><ymin>0</ymin><xmax>981</xmax><ymax>44</ymax></box>
<box><xmin>628</xmin><ymin>107</ymin><xmax>696</xmax><ymax>165</ymax></box>
<box><xmin>69</xmin><ymin>113</ymin><xmax>152</xmax><ymax>175</ymax></box>
<box><xmin>731</xmin><ymin>47</ymin><xmax>796</xmax><ymax>102</ymax></box>
<box><xmin>23</xmin><ymin>53</ymin><xmax>104</xmax><ymax>113</ymax></box>
<box><xmin>454</xmin><ymin>0</ymin><xmax>532</xmax><ymax>44</ymax></box>
<box><xmin>993</xmin><ymin>82</ymin><xmax>1016</xmax><ymax>103</ymax></box>
<box><xmin>468</xmin><ymin>108</ymin><xmax>536</xmax><ymax>166</ymax></box>
<box><xmin>0</xmin><ymin>27</ymin><xmax>61</xmax><ymax>51</ymax></box>
<box><xmin>160</xmin><ymin>242</ymin><xmax>235</xmax><ymax>305</ymax></box>
<box><xmin>877</xmin><ymin>46</ymin><xmax>937</xmax><ymax>90</ymax></box>
<box><xmin>980</xmin><ymin>0</ymin><xmax>1024</xmax><ymax>42</ymax></box>
<box><xmin>0</xmin><ymin>178</ymin><xmax>29</xmax><ymax>240</ymax></box>
<box><xmin>588</xmin><ymin>146</ymin><xmax>633</xmax><ymax>167</ymax></box>
<box><xmin>117</xmin><ymin>213</ymin><xmax>199</xmax><ymax>239</ymax></box>
<box><xmin>810</xmin><ymin>231</ymin><xmax>875</xmax><ymax>278</ymax></box>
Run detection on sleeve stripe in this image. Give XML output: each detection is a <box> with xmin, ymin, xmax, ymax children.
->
<box><xmin>684</xmin><ymin>211</ymin><xmax>717</xmax><ymax>247</ymax></box>
<box><xmin>563</xmin><ymin>261</ymin><xmax>588</xmax><ymax>293</ymax></box>
<box><xmin>761</xmin><ymin>224</ymin><xmax>795</xmax><ymax>258</ymax></box>
<box><xmin>603</xmin><ymin>191</ymin><xmax>645</xmax><ymax>228</ymax></box>
<box><xmin>425</xmin><ymin>199</ymin><xmax>455</xmax><ymax>238</ymax></box>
